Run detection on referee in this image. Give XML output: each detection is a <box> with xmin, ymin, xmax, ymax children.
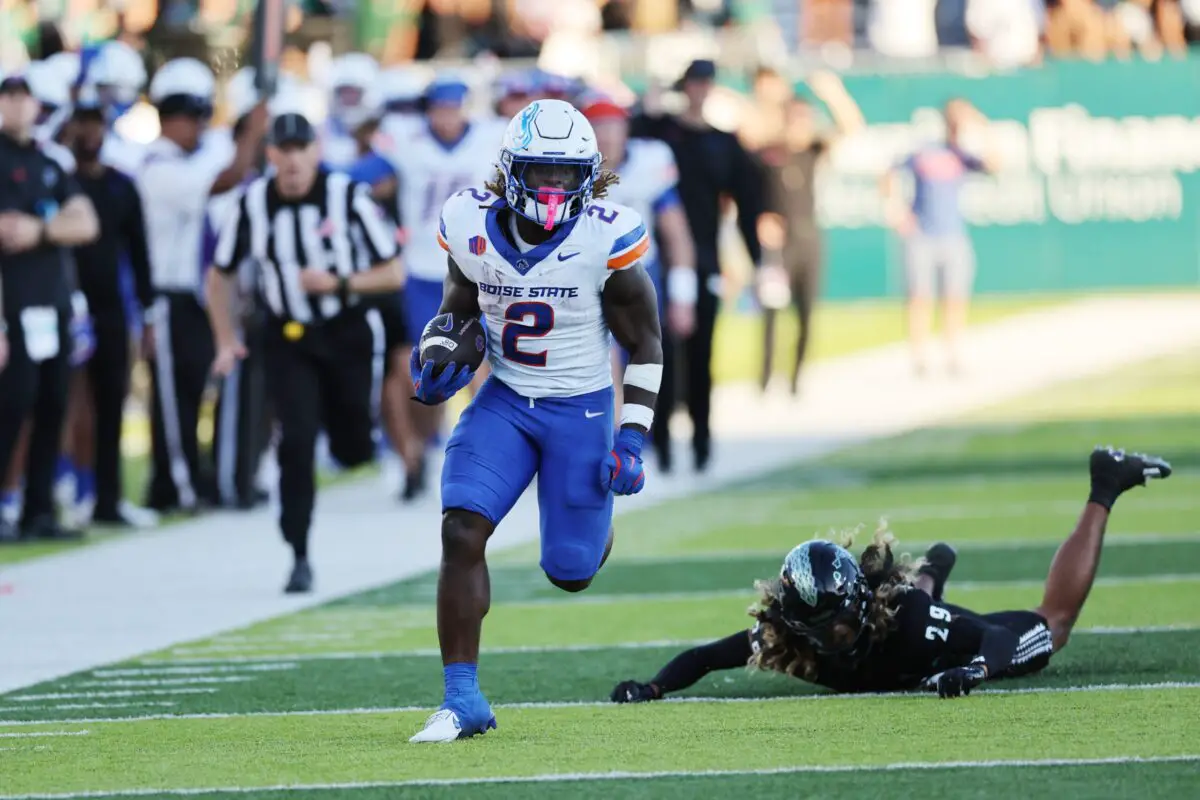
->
<box><xmin>206</xmin><ymin>111</ymin><xmax>402</xmax><ymax>594</ymax></box>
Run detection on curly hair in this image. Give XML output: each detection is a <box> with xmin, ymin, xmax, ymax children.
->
<box><xmin>482</xmin><ymin>160</ymin><xmax>620</xmax><ymax>202</ymax></box>
<box><xmin>747</xmin><ymin>522</ymin><xmax>920</xmax><ymax>681</ymax></box>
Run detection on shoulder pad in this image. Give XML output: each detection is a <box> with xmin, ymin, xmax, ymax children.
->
<box><xmin>438</xmin><ymin>187</ymin><xmax>499</xmax><ymax>255</ymax></box>
<box><xmin>594</xmin><ymin>201</ymin><xmax>648</xmax><ymax>271</ymax></box>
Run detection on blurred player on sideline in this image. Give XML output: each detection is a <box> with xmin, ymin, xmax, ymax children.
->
<box><xmin>320</xmin><ymin>53</ymin><xmax>380</xmax><ymax>171</ymax></box>
<box><xmin>88</xmin><ymin>40</ymin><xmax>148</xmax><ymax>175</ymax></box>
<box><xmin>580</xmin><ymin>95</ymin><xmax>696</xmax><ymax>416</ymax></box>
<box><xmin>380</xmin><ymin>77</ymin><xmax>495</xmax><ymax>492</ymax></box>
<box><xmin>342</xmin><ymin>72</ymin><xmax>426</xmax><ymax>502</ymax></box>
<box><xmin>409</xmin><ymin>100</ymin><xmax>663</xmax><ymax>743</ymax></box>
<box><xmin>612</xmin><ymin>447</ymin><xmax>1170</xmax><ymax>701</ymax></box>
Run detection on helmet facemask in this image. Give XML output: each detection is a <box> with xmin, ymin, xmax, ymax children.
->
<box><xmin>500</xmin><ymin>150</ymin><xmax>600</xmax><ymax>230</ymax></box>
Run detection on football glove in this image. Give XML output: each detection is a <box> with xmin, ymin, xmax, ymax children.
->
<box><xmin>601</xmin><ymin>428</ymin><xmax>646</xmax><ymax>496</ymax></box>
<box><xmin>69</xmin><ymin>292</ymin><xmax>95</xmax><ymax>366</ymax></box>
<box><xmin>922</xmin><ymin>658</ymin><xmax>988</xmax><ymax>699</ymax></box>
<box><xmin>610</xmin><ymin>680</ymin><xmax>660</xmax><ymax>704</ymax></box>
<box><xmin>410</xmin><ymin>348</ymin><xmax>474</xmax><ymax>406</ymax></box>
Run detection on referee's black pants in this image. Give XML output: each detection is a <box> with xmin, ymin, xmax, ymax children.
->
<box><xmin>86</xmin><ymin>307</ymin><xmax>131</xmax><ymax>520</ymax></box>
<box><xmin>146</xmin><ymin>292</ymin><xmax>215</xmax><ymax>512</ymax></box>
<box><xmin>266</xmin><ymin>310</ymin><xmax>381</xmax><ymax>560</ymax></box>
<box><xmin>653</xmin><ymin>259</ymin><xmax>720</xmax><ymax>471</ymax></box>
<box><xmin>212</xmin><ymin>310</ymin><xmax>270</xmax><ymax>509</ymax></box>
<box><xmin>0</xmin><ymin>301</ymin><xmax>71</xmax><ymax>524</ymax></box>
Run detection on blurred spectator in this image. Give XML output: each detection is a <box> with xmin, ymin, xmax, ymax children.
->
<box><xmin>1185</xmin><ymin>0</ymin><xmax>1200</xmax><ymax>40</ymax></box>
<box><xmin>803</xmin><ymin>0</ymin><xmax>855</xmax><ymax>45</ymax></box>
<box><xmin>881</xmin><ymin>99</ymin><xmax>998</xmax><ymax>376</ymax></box>
<box><xmin>631</xmin><ymin>59</ymin><xmax>763</xmax><ymax>473</ymax></box>
<box><xmin>869</xmin><ymin>0</ymin><xmax>940</xmax><ymax>57</ymax></box>
<box><xmin>1045</xmin><ymin>0</ymin><xmax>1110</xmax><ymax>59</ymax></box>
<box><xmin>600</xmin><ymin>0</ymin><xmax>635</xmax><ymax>29</ymax></box>
<box><xmin>752</xmin><ymin>70</ymin><xmax>863</xmax><ymax>395</ymax></box>
<box><xmin>966</xmin><ymin>0</ymin><xmax>1042</xmax><ymax>68</ymax></box>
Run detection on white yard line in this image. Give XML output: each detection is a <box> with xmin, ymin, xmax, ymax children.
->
<box><xmin>1</xmin><ymin>681</ymin><xmax>1197</xmax><ymax>728</ymax></box>
<box><xmin>91</xmin><ymin>665</ymin><xmax>297</xmax><ymax>678</ymax></box>
<box><xmin>74</xmin><ymin>678</ymin><xmax>254</xmax><ymax>688</ymax></box>
<box><xmin>8</xmin><ymin>689</ymin><xmax>217</xmax><ymax>702</ymax></box>
<box><xmin>3</xmin><ymin>295</ymin><xmax>1200</xmax><ymax>695</ymax></box>
<box><xmin>3</xmin><ymin>755</ymin><xmax>1199</xmax><ymax>799</ymax></box>
<box><xmin>142</xmin><ymin>623</ymin><xmax>1200</xmax><ymax>665</ymax></box>
<box><xmin>0</xmin><ymin>730</ymin><xmax>90</xmax><ymax>739</ymax></box>
<box><xmin>610</xmin><ymin>533</ymin><xmax>1200</xmax><ymax>562</ymax></box>
<box><xmin>0</xmin><ymin>705</ymin><xmax>175</xmax><ymax>714</ymax></box>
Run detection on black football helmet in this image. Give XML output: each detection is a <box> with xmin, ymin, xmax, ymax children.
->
<box><xmin>775</xmin><ymin>540</ymin><xmax>871</xmax><ymax>655</ymax></box>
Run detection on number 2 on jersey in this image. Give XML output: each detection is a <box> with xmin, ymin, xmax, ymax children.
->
<box><xmin>501</xmin><ymin>302</ymin><xmax>554</xmax><ymax>367</ymax></box>
<box><xmin>925</xmin><ymin>604</ymin><xmax>951</xmax><ymax>642</ymax></box>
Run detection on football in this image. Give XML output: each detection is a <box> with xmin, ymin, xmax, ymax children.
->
<box><xmin>418</xmin><ymin>313</ymin><xmax>487</xmax><ymax>378</ymax></box>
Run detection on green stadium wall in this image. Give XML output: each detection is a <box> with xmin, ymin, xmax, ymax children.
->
<box><xmin>810</xmin><ymin>58</ymin><xmax>1200</xmax><ymax>299</ymax></box>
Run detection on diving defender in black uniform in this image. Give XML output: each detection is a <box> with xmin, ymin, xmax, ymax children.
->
<box><xmin>612</xmin><ymin>446</ymin><xmax>1171</xmax><ymax>701</ymax></box>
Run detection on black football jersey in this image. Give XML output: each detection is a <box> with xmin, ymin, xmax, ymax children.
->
<box><xmin>753</xmin><ymin>587</ymin><xmax>996</xmax><ymax>693</ymax></box>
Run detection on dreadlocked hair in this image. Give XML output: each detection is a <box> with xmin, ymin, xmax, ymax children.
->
<box><xmin>746</xmin><ymin>521</ymin><xmax>920</xmax><ymax>679</ymax></box>
<box><xmin>482</xmin><ymin>159</ymin><xmax>621</xmax><ymax>201</ymax></box>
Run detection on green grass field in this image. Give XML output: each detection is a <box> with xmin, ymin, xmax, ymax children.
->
<box><xmin>3</xmin><ymin>340</ymin><xmax>1199</xmax><ymax>798</ymax></box>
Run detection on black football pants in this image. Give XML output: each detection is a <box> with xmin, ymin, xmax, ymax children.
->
<box><xmin>266</xmin><ymin>310</ymin><xmax>382</xmax><ymax>559</ymax></box>
<box><xmin>146</xmin><ymin>292</ymin><xmax>215</xmax><ymax>512</ymax></box>
<box><xmin>0</xmin><ymin>302</ymin><xmax>71</xmax><ymax>524</ymax></box>
<box><xmin>212</xmin><ymin>310</ymin><xmax>270</xmax><ymax>508</ymax></box>
<box><xmin>653</xmin><ymin>263</ymin><xmax>720</xmax><ymax>469</ymax></box>
<box><xmin>86</xmin><ymin>308</ymin><xmax>131</xmax><ymax>519</ymax></box>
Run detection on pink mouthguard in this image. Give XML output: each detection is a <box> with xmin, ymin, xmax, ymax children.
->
<box><xmin>537</xmin><ymin>187</ymin><xmax>564</xmax><ymax>230</ymax></box>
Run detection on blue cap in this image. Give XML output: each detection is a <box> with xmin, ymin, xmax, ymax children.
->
<box><xmin>423</xmin><ymin>80</ymin><xmax>469</xmax><ymax>107</ymax></box>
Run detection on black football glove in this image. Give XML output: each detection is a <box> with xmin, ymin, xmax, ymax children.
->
<box><xmin>921</xmin><ymin>659</ymin><xmax>988</xmax><ymax>699</ymax></box>
<box><xmin>610</xmin><ymin>680</ymin><xmax>660</xmax><ymax>704</ymax></box>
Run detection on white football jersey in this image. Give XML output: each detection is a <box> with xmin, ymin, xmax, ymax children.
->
<box><xmin>386</xmin><ymin>121</ymin><xmax>497</xmax><ymax>282</ymax></box>
<box><xmin>320</xmin><ymin>126</ymin><xmax>359</xmax><ymax>171</ymax></box>
<box><xmin>100</xmin><ymin>133</ymin><xmax>147</xmax><ymax>175</ymax></box>
<box><xmin>603</xmin><ymin>138</ymin><xmax>680</xmax><ymax>269</ymax></box>
<box><xmin>437</xmin><ymin>188</ymin><xmax>649</xmax><ymax>399</ymax></box>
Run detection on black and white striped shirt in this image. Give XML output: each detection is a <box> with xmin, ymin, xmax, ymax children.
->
<box><xmin>213</xmin><ymin>169</ymin><xmax>397</xmax><ymax>323</ymax></box>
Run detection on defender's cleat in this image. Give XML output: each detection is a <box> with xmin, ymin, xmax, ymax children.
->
<box><xmin>1089</xmin><ymin>446</ymin><xmax>1171</xmax><ymax>510</ymax></box>
<box><xmin>918</xmin><ymin>543</ymin><xmax>957</xmax><ymax>602</ymax></box>
<box><xmin>409</xmin><ymin>707</ymin><xmax>497</xmax><ymax>743</ymax></box>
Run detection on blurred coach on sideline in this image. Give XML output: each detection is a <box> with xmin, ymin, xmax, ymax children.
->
<box><xmin>631</xmin><ymin>59</ymin><xmax>764</xmax><ymax>474</ymax></box>
<box><xmin>0</xmin><ymin>69</ymin><xmax>99</xmax><ymax>542</ymax></box>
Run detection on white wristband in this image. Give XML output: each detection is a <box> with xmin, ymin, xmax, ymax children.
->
<box><xmin>667</xmin><ymin>266</ymin><xmax>698</xmax><ymax>306</ymax></box>
<box><xmin>620</xmin><ymin>402</ymin><xmax>654</xmax><ymax>430</ymax></box>
<box><xmin>623</xmin><ymin>362</ymin><xmax>663</xmax><ymax>393</ymax></box>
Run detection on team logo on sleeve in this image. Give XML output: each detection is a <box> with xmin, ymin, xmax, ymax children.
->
<box><xmin>469</xmin><ymin>235</ymin><xmax>488</xmax><ymax>256</ymax></box>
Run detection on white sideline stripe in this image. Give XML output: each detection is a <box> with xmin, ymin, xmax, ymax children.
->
<box><xmin>9</xmin><ymin>689</ymin><xmax>218</xmax><ymax>702</ymax></box>
<box><xmin>1</xmin><ymin>682</ymin><xmax>1196</xmax><ymax>727</ymax></box>
<box><xmin>0</xmin><ymin>730</ymin><xmax>90</xmax><ymax>739</ymax></box>
<box><xmin>154</xmin><ymin>571</ymin><xmax>1200</xmax><ymax>650</ymax></box>
<box><xmin>75</xmin><ymin>678</ymin><xmax>254</xmax><ymax>688</ymax></box>
<box><xmin>614</xmin><ymin>532</ymin><xmax>1200</xmax><ymax>562</ymax></box>
<box><xmin>2</xmin><ymin>755</ymin><xmax>1198</xmax><ymax>798</ymax></box>
<box><xmin>0</xmin><ymin>704</ymin><xmax>176</xmax><ymax>713</ymax></box>
<box><xmin>145</xmin><ymin>624</ymin><xmax>1200</xmax><ymax>664</ymax></box>
<box><xmin>91</xmin><ymin>664</ymin><xmax>297</xmax><ymax>678</ymax></box>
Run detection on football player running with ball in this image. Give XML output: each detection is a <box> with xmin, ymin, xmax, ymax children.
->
<box><xmin>409</xmin><ymin>100</ymin><xmax>663</xmax><ymax>742</ymax></box>
<box><xmin>611</xmin><ymin>447</ymin><xmax>1170</xmax><ymax>702</ymax></box>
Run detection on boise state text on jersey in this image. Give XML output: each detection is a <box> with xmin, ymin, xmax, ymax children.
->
<box><xmin>437</xmin><ymin>187</ymin><xmax>648</xmax><ymax>399</ymax></box>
